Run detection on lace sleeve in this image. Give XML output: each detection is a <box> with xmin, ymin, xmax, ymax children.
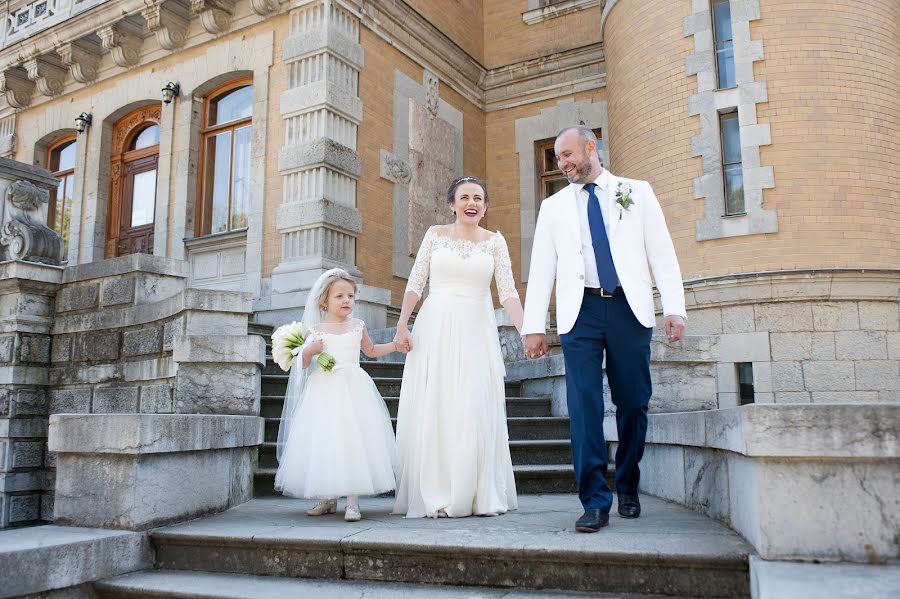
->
<box><xmin>492</xmin><ymin>232</ymin><xmax>520</xmax><ymax>304</ymax></box>
<box><xmin>405</xmin><ymin>227</ymin><xmax>435</xmax><ymax>298</ymax></box>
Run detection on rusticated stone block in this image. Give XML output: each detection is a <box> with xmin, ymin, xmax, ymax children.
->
<box><xmin>721</xmin><ymin>305</ymin><xmax>755</xmax><ymax>333</ymax></box>
<box><xmin>0</xmin><ymin>389</ymin><xmax>9</xmax><ymax>417</ymax></box>
<box><xmin>755</xmin><ymin>302</ymin><xmax>813</xmax><ymax>333</ymax></box>
<box><xmin>0</xmin><ymin>335</ymin><xmax>13</xmax><ymax>362</ymax></box>
<box><xmin>835</xmin><ymin>330</ymin><xmax>888</xmax><ymax>360</ymax></box>
<box><xmin>13</xmin><ymin>441</ymin><xmax>44</xmax><ymax>468</ymax></box>
<box><xmin>889</xmin><ymin>333</ymin><xmax>900</xmax><ymax>360</ymax></box>
<box><xmin>771</xmin><ymin>361</ymin><xmax>805</xmax><ymax>392</ymax></box>
<box><xmin>140</xmin><ymin>384</ymin><xmax>173</xmax><ymax>414</ymax></box>
<box><xmin>51</xmin><ymin>335</ymin><xmax>73</xmax><ymax>363</ymax></box>
<box><xmin>102</xmin><ymin>277</ymin><xmax>136</xmax><ymax>306</ymax></box>
<box><xmin>93</xmin><ymin>387</ymin><xmax>139</xmax><ymax>413</ymax></box>
<box><xmin>49</xmin><ymin>388</ymin><xmax>92</xmax><ymax>414</ymax></box>
<box><xmin>9</xmin><ymin>494</ymin><xmax>40</xmax><ymax>523</ymax></box>
<box><xmin>40</xmin><ymin>493</ymin><xmax>53</xmax><ymax>521</ymax></box>
<box><xmin>73</xmin><ymin>331</ymin><xmax>120</xmax><ymax>362</ymax></box>
<box><xmin>123</xmin><ymin>327</ymin><xmax>162</xmax><ymax>357</ymax></box>
<box><xmin>18</xmin><ymin>335</ymin><xmax>51</xmax><ymax>364</ymax></box>
<box><xmin>854</xmin><ymin>360</ymin><xmax>900</xmax><ymax>392</ymax></box>
<box><xmin>0</xmin><ymin>440</ymin><xmax>7</xmax><ymax>470</ymax></box>
<box><xmin>802</xmin><ymin>361</ymin><xmax>855</xmax><ymax>392</ymax></box>
<box><xmin>175</xmin><ymin>365</ymin><xmax>260</xmax><ymax>415</ymax></box>
<box><xmin>56</xmin><ymin>284</ymin><xmax>99</xmax><ymax>313</ymax></box>
<box><xmin>11</xmin><ymin>389</ymin><xmax>47</xmax><ymax>416</ymax></box>
<box><xmin>812</xmin><ymin>303</ymin><xmax>859</xmax><ymax>331</ymax></box>
<box><xmin>858</xmin><ymin>301</ymin><xmax>899</xmax><ymax>332</ymax></box>
<box><xmin>162</xmin><ymin>318</ymin><xmax>182</xmax><ymax>352</ymax></box>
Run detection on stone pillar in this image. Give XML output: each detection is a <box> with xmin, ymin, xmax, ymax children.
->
<box><xmin>271</xmin><ymin>0</ymin><xmax>365</xmax><ymax>291</ymax></box>
<box><xmin>263</xmin><ymin>0</ymin><xmax>389</xmax><ymax>327</ymax></box>
<box><xmin>0</xmin><ymin>158</ymin><xmax>63</xmax><ymax>528</ymax></box>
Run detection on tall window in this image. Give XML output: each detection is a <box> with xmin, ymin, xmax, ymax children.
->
<box><xmin>719</xmin><ymin>111</ymin><xmax>744</xmax><ymax>215</ymax></box>
<box><xmin>47</xmin><ymin>135</ymin><xmax>76</xmax><ymax>259</ymax></box>
<box><xmin>199</xmin><ymin>81</ymin><xmax>253</xmax><ymax>235</ymax></box>
<box><xmin>107</xmin><ymin>105</ymin><xmax>162</xmax><ymax>257</ymax></box>
<box><xmin>535</xmin><ymin>129</ymin><xmax>602</xmax><ymax>213</ymax></box>
<box><xmin>712</xmin><ymin>0</ymin><xmax>736</xmax><ymax>89</ymax></box>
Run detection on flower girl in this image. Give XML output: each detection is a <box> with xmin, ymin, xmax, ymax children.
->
<box><xmin>274</xmin><ymin>268</ymin><xmax>399</xmax><ymax>521</ymax></box>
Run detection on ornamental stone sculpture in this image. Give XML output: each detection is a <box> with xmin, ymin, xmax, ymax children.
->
<box><xmin>0</xmin><ymin>157</ymin><xmax>62</xmax><ymax>264</ymax></box>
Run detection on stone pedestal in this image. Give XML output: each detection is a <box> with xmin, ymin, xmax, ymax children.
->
<box><xmin>50</xmin><ymin>413</ymin><xmax>262</xmax><ymax>530</ymax></box>
<box><xmin>614</xmin><ymin>404</ymin><xmax>900</xmax><ymax>562</ymax></box>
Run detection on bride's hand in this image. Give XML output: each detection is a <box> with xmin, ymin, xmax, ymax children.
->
<box><xmin>394</xmin><ymin>327</ymin><xmax>413</xmax><ymax>353</ymax></box>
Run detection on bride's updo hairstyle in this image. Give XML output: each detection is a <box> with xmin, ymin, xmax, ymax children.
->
<box><xmin>315</xmin><ymin>268</ymin><xmax>357</xmax><ymax>313</ymax></box>
<box><xmin>446</xmin><ymin>175</ymin><xmax>490</xmax><ymax>205</ymax></box>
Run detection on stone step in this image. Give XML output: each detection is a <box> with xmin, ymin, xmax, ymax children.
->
<box><xmin>146</xmin><ymin>495</ymin><xmax>752</xmax><ymax>598</ymax></box>
<box><xmin>262</xmin><ymin>416</ymin><xmax>570</xmax><ymax>444</ymax></box>
<box><xmin>256</xmin><ymin>438</ymin><xmax>573</xmax><ymax>470</ymax></box>
<box><xmin>94</xmin><ymin>569</ymin><xmax>676</xmax><ymax>598</ymax></box>
<box><xmin>261</xmin><ymin>375</ymin><xmax>524</xmax><ymax>398</ymax></box>
<box><xmin>253</xmin><ymin>463</ymin><xmax>580</xmax><ymax>497</ymax></box>
<box><xmin>259</xmin><ymin>395</ymin><xmax>553</xmax><ymax>418</ymax></box>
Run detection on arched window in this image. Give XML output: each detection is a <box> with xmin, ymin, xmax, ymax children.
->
<box><xmin>47</xmin><ymin>134</ymin><xmax>76</xmax><ymax>258</ymax></box>
<box><xmin>107</xmin><ymin>105</ymin><xmax>161</xmax><ymax>257</ymax></box>
<box><xmin>198</xmin><ymin>80</ymin><xmax>253</xmax><ymax>235</ymax></box>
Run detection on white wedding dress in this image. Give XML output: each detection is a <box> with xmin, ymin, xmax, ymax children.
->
<box><xmin>275</xmin><ymin>319</ymin><xmax>397</xmax><ymax>500</ymax></box>
<box><xmin>393</xmin><ymin>227</ymin><xmax>519</xmax><ymax>518</ymax></box>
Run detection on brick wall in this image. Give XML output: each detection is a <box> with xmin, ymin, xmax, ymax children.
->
<box><xmin>750</xmin><ymin>0</ymin><xmax>900</xmax><ymax>271</ymax></box>
<box><xmin>603</xmin><ymin>0</ymin><xmax>701</xmax><ymax>278</ymax></box>
<box><xmin>483</xmin><ymin>1</ymin><xmax>601</xmax><ymax>69</ymax></box>
<box><xmin>406</xmin><ymin>0</ymin><xmax>485</xmax><ymax>64</ymax></box>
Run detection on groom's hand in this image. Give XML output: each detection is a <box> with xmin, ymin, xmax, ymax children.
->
<box><xmin>523</xmin><ymin>333</ymin><xmax>548</xmax><ymax>360</ymax></box>
<box><xmin>664</xmin><ymin>315</ymin><xmax>685</xmax><ymax>343</ymax></box>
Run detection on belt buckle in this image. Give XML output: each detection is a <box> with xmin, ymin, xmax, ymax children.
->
<box><xmin>599</xmin><ymin>287</ymin><xmax>613</xmax><ymax>298</ymax></box>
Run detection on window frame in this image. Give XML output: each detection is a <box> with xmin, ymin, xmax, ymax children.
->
<box><xmin>719</xmin><ymin>110</ymin><xmax>745</xmax><ymax>216</ymax></box>
<box><xmin>196</xmin><ymin>77</ymin><xmax>254</xmax><ymax>237</ymax></box>
<box><xmin>46</xmin><ymin>133</ymin><xmax>77</xmax><ymax>258</ymax></box>
<box><xmin>712</xmin><ymin>0</ymin><xmax>736</xmax><ymax>90</ymax></box>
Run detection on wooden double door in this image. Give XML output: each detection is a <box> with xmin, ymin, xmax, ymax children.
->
<box><xmin>106</xmin><ymin>105</ymin><xmax>161</xmax><ymax>258</ymax></box>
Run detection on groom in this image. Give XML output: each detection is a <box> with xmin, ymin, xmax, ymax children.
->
<box><xmin>522</xmin><ymin>126</ymin><xmax>686</xmax><ymax>533</ymax></box>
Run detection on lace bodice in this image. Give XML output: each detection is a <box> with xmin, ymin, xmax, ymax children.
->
<box><xmin>405</xmin><ymin>227</ymin><xmax>519</xmax><ymax>303</ymax></box>
<box><xmin>308</xmin><ymin>319</ymin><xmax>365</xmax><ymax>366</ymax></box>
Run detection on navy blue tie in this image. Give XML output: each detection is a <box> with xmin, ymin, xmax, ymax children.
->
<box><xmin>584</xmin><ymin>183</ymin><xmax>619</xmax><ymax>291</ymax></box>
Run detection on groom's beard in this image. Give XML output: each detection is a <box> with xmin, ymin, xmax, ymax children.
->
<box><xmin>566</xmin><ymin>158</ymin><xmax>594</xmax><ymax>184</ymax></box>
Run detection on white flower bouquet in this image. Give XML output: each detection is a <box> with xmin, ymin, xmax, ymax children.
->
<box><xmin>271</xmin><ymin>321</ymin><xmax>336</xmax><ymax>372</ymax></box>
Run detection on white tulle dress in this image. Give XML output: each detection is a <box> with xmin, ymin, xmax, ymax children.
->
<box><xmin>275</xmin><ymin>319</ymin><xmax>397</xmax><ymax>499</ymax></box>
<box><xmin>393</xmin><ymin>227</ymin><xmax>519</xmax><ymax>518</ymax></box>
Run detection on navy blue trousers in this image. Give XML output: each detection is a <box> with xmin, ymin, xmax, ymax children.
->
<box><xmin>559</xmin><ymin>293</ymin><xmax>653</xmax><ymax>512</ymax></box>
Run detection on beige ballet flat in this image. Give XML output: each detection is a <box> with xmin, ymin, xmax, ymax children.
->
<box><xmin>306</xmin><ymin>499</ymin><xmax>337</xmax><ymax>516</ymax></box>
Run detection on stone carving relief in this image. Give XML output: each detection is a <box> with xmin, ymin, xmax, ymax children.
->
<box><xmin>0</xmin><ymin>68</ymin><xmax>35</xmax><ymax>108</ymax></box>
<box><xmin>192</xmin><ymin>0</ymin><xmax>235</xmax><ymax>34</ymax></box>
<box><xmin>250</xmin><ymin>0</ymin><xmax>281</xmax><ymax>15</ymax></box>
<box><xmin>142</xmin><ymin>0</ymin><xmax>190</xmax><ymax>51</ymax></box>
<box><xmin>0</xmin><ymin>180</ymin><xmax>63</xmax><ymax>264</ymax></box>
<box><xmin>23</xmin><ymin>56</ymin><xmax>67</xmax><ymax>97</ymax></box>
<box><xmin>98</xmin><ymin>23</ymin><xmax>142</xmax><ymax>68</ymax></box>
<box><xmin>407</xmin><ymin>100</ymin><xmax>455</xmax><ymax>256</ymax></box>
<box><xmin>57</xmin><ymin>40</ymin><xmax>102</xmax><ymax>84</ymax></box>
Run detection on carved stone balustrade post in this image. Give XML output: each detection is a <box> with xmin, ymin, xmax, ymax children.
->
<box><xmin>0</xmin><ymin>157</ymin><xmax>62</xmax><ymax>265</ymax></box>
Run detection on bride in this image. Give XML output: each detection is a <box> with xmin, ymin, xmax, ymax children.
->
<box><xmin>392</xmin><ymin>175</ymin><xmax>524</xmax><ymax>518</ymax></box>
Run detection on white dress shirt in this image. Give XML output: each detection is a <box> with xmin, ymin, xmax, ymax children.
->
<box><xmin>575</xmin><ymin>170</ymin><xmax>614</xmax><ymax>289</ymax></box>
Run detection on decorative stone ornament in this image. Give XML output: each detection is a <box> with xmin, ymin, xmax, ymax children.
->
<box><xmin>0</xmin><ymin>158</ymin><xmax>63</xmax><ymax>264</ymax></box>
<box><xmin>0</xmin><ymin>180</ymin><xmax>62</xmax><ymax>264</ymax></box>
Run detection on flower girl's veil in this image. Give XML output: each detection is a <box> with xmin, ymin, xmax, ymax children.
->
<box><xmin>275</xmin><ymin>268</ymin><xmax>348</xmax><ymax>464</ymax></box>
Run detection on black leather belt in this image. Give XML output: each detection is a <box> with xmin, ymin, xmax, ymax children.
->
<box><xmin>585</xmin><ymin>286</ymin><xmax>623</xmax><ymax>297</ymax></box>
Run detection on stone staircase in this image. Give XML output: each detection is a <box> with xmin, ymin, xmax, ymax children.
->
<box><xmin>251</xmin><ymin>324</ymin><xmax>583</xmax><ymax>496</ymax></box>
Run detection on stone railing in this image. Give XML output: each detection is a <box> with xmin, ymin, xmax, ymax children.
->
<box><xmin>1</xmin><ymin>249</ymin><xmax>265</xmax><ymax>529</ymax></box>
<box><xmin>2</xmin><ymin>0</ymin><xmax>109</xmax><ymax>49</ymax></box>
<box><xmin>613</xmin><ymin>404</ymin><xmax>900</xmax><ymax>563</ymax></box>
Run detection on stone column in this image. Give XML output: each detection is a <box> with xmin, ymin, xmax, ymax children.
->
<box><xmin>0</xmin><ymin>157</ymin><xmax>64</xmax><ymax>528</ymax></box>
<box><xmin>264</xmin><ymin>0</ymin><xmax>389</xmax><ymax>327</ymax></box>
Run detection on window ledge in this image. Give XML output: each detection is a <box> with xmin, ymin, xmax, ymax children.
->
<box><xmin>184</xmin><ymin>228</ymin><xmax>248</xmax><ymax>251</ymax></box>
<box><xmin>522</xmin><ymin>0</ymin><xmax>601</xmax><ymax>26</ymax></box>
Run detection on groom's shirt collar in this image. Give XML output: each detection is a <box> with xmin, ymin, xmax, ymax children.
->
<box><xmin>575</xmin><ymin>169</ymin><xmax>610</xmax><ymax>195</ymax></box>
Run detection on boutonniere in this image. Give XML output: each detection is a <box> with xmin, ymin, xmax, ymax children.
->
<box><xmin>615</xmin><ymin>182</ymin><xmax>634</xmax><ymax>220</ymax></box>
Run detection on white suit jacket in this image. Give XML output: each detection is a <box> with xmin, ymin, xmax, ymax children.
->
<box><xmin>522</xmin><ymin>170</ymin><xmax>686</xmax><ymax>335</ymax></box>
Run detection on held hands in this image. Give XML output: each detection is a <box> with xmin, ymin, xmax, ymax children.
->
<box><xmin>394</xmin><ymin>327</ymin><xmax>413</xmax><ymax>353</ymax></box>
<box><xmin>523</xmin><ymin>333</ymin><xmax>548</xmax><ymax>360</ymax></box>
<box><xmin>305</xmin><ymin>338</ymin><xmax>325</xmax><ymax>356</ymax></box>
<box><xmin>664</xmin><ymin>315</ymin><xmax>686</xmax><ymax>343</ymax></box>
